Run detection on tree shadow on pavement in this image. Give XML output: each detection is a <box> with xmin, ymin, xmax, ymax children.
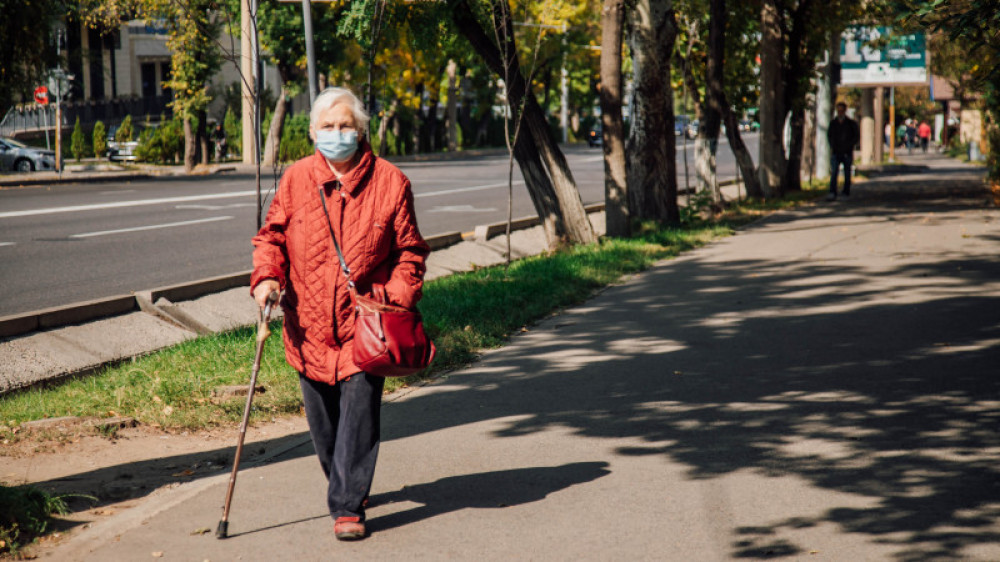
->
<box><xmin>367</xmin><ymin>462</ymin><xmax>610</xmax><ymax>532</ymax></box>
<box><xmin>380</xmin><ymin>178</ymin><xmax>999</xmax><ymax>560</ymax></box>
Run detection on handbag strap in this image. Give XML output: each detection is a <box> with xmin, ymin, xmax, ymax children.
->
<box><xmin>318</xmin><ymin>183</ymin><xmax>358</xmax><ymax>299</ymax></box>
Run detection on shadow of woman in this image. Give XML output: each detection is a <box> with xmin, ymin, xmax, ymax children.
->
<box><xmin>367</xmin><ymin>461</ymin><xmax>611</xmax><ymax>532</ymax></box>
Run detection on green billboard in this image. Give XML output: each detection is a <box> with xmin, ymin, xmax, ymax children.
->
<box><xmin>840</xmin><ymin>26</ymin><xmax>927</xmax><ymax>86</ymax></box>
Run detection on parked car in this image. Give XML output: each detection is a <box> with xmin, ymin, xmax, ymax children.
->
<box><xmin>0</xmin><ymin>137</ymin><xmax>59</xmax><ymax>172</ymax></box>
<box><xmin>587</xmin><ymin>124</ymin><xmax>603</xmax><ymax>147</ymax></box>
<box><xmin>107</xmin><ymin>139</ymin><xmax>139</xmax><ymax>162</ymax></box>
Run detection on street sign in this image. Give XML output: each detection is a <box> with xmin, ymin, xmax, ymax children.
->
<box><xmin>840</xmin><ymin>26</ymin><xmax>927</xmax><ymax>86</ymax></box>
<box><xmin>34</xmin><ymin>86</ymin><xmax>49</xmax><ymax>105</ymax></box>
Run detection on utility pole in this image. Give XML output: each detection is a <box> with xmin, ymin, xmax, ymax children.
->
<box><xmin>241</xmin><ymin>0</ymin><xmax>255</xmax><ymax>164</ymax></box>
<box><xmin>301</xmin><ymin>0</ymin><xmax>317</xmax><ymax>105</ymax></box>
<box><xmin>55</xmin><ymin>78</ymin><xmax>62</xmax><ymax>175</ymax></box>
<box><xmin>889</xmin><ymin>86</ymin><xmax>896</xmax><ymax>161</ymax></box>
<box><xmin>560</xmin><ymin>22</ymin><xmax>568</xmax><ymax>143</ymax></box>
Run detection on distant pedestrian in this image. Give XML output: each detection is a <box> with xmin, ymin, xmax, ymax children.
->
<box><xmin>918</xmin><ymin>120</ymin><xmax>932</xmax><ymax>152</ymax></box>
<box><xmin>884</xmin><ymin>122</ymin><xmax>892</xmax><ymax>148</ymax></box>
<box><xmin>251</xmin><ymin>87</ymin><xmax>430</xmax><ymax>541</ymax></box>
<box><xmin>905</xmin><ymin>119</ymin><xmax>917</xmax><ymax>154</ymax></box>
<box><xmin>213</xmin><ymin>123</ymin><xmax>227</xmax><ymax>161</ymax></box>
<box><xmin>827</xmin><ymin>102</ymin><xmax>859</xmax><ymax>201</ymax></box>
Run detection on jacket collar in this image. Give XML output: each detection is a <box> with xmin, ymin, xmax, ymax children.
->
<box><xmin>311</xmin><ymin>139</ymin><xmax>376</xmax><ymax>196</ymax></box>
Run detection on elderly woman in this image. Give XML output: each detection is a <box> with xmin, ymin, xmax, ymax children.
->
<box><xmin>251</xmin><ymin>87</ymin><xmax>430</xmax><ymax>541</ymax></box>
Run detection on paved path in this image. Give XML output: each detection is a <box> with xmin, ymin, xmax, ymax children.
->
<box><xmin>45</xmin><ymin>154</ymin><xmax>1000</xmax><ymax>560</ymax></box>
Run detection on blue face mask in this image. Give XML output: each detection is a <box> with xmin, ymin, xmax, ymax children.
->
<box><xmin>315</xmin><ymin>129</ymin><xmax>358</xmax><ymax>162</ymax></box>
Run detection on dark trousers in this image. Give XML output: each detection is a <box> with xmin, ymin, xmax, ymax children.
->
<box><xmin>299</xmin><ymin>372</ymin><xmax>385</xmax><ymax>521</ymax></box>
<box><xmin>830</xmin><ymin>152</ymin><xmax>852</xmax><ymax>195</ymax></box>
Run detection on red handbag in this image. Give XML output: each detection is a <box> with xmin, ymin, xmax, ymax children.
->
<box><xmin>319</xmin><ymin>185</ymin><xmax>436</xmax><ymax>377</ymax></box>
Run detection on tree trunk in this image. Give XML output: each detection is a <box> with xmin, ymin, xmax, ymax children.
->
<box><xmin>600</xmin><ymin>0</ymin><xmax>629</xmax><ymax>237</ymax></box>
<box><xmin>262</xmin><ymin>82</ymin><xmax>288</xmax><ymax>167</ymax></box>
<box><xmin>425</xmin><ymin>97</ymin><xmax>439</xmax><ymax>152</ymax></box>
<box><xmin>802</xmin><ymin>88</ymin><xmax>817</xmax><ymax>184</ymax></box>
<box><xmin>449</xmin><ymin>0</ymin><xmax>595</xmax><ymax>246</ymax></box>
<box><xmin>626</xmin><ymin>0</ymin><xmax>679</xmax><ymax>224</ymax></box>
<box><xmin>783</xmin><ymin>106</ymin><xmax>804</xmax><ymax>192</ymax></box>
<box><xmin>183</xmin><ymin>116</ymin><xmax>196</xmax><ymax>173</ymax></box>
<box><xmin>412</xmin><ymin>83</ymin><xmax>423</xmax><ymax>154</ymax></box>
<box><xmin>722</xmin><ymin>101</ymin><xmax>763</xmax><ymax>198</ymax></box>
<box><xmin>378</xmin><ymin>98</ymin><xmax>397</xmax><ymax>156</ymax></box>
<box><xmin>197</xmin><ymin>109</ymin><xmax>209</xmax><ymax>166</ymax></box>
<box><xmin>446</xmin><ymin>59</ymin><xmax>459</xmax><ymax>152</ymax></box>
<box><xmin>695</xmin><ymin>0</ymin><xmax>725</xmax><ymax>204</ymax></box>
<box><xmin>757</xmin><ymin>0</ymin><xmax>785</xmax><ymax>198</ymax></box>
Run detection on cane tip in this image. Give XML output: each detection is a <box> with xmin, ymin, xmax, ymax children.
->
<box><xmin>216</xmin><ymin>520</ymin><xmax>229</xmax><ymax>539</ymax></box>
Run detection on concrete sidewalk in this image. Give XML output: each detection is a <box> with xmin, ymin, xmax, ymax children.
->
<box><xmin>41</xmin><ymin>154</ymin><xmax>1000</xmax><ymax>560</ymax></box>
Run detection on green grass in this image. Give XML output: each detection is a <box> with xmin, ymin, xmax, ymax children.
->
<box><xmin>0</xmin><ymin>484</ymin><xmax>69</xmax><ymax>556</ymax></box>
<box><xmin>0</xmin><ymin>186</ymin><xmax>824</xmax><ymax>437</ymax></box>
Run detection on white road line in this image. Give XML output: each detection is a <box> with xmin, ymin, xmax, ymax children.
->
<box><xmin>415</xmin><ymin>181</ymin><xmax>525</xmax><ymax>198</ymax></box>
<box><xmin>70</xmin><ymin>216</ymin><xmax>234</xmax><ymax>239</ymax></box>
<box><xmin>0</xmin><ymin>191</ymin><xmax>255</xmax><ymax>219</ymax></box>
<box><xmin>175</xmin><ymin>203</ymin><xmax>256</xmax><ymax>210</ymax></box>
<box><xmin>0</xmin><ymin>242</ymin><xmax>15</xmax><ymax>247</ymax></box>
<box><xmin>5</xmin><ymin>178</ymin><xmax>534</xmax><ymax>218</ymax></box>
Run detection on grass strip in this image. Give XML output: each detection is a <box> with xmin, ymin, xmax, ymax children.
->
<box><xmin>0</xmin><ymin>186</ymin><xmax>823</xmax><ymax>437</ymax></box>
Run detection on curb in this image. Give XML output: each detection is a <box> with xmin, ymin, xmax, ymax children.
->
<box><xmin>0</xmin><ymin>165</ymin><xmax>240</xmax><ymax>188</ymax></box>
<box><xmin>0</xmin><ymin>207</ymin><xmax>597</xmax><ymax>339</ymax></box>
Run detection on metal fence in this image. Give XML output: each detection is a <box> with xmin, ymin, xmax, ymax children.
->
<box><xmin>1</xmin><ymin>96</ymin><xmax>173</xmax><ymax>138</ymax></box>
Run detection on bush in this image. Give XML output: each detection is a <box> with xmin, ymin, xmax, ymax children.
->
<box><xmin>70</xmin><ymin>117</ymin><xmax>85</xmax><ymax>162</ymax></box>
<box><xmin>224</xmin><ymin>108</ymin><xmax>241</xmax><ymax>159</ymax></box>
<box><xmin>135</xmin><ymin>116</ymin><xmax>184</xmax><ymax>164</ymax></box>
<box><xmin>116</xmin><ymin>115</ymin><xmax>133</xmax><ymax>142</ymax></box>
<box><xmin>279</xmin><ymin>113</ymin><xmax>312</xmax><ymax>162</ymax></box>
<box><xmin>92</xmin><ymin>121</ymin><xmax>107</xmax><ymax>158</ymax></box>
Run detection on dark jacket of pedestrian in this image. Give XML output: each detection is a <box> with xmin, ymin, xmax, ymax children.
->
<box><xmin>827</xmin><ymin>114</ymin><xmax>860</xmax><ymax>155</ymax></box>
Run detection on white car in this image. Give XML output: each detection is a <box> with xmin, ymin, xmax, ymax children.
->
<box><xmin>107</xmin><ymin>139</ymin><xmax>139</xmax><ymax>162</ymax></box>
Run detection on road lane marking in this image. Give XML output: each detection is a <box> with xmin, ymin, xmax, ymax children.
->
<box><xmin>0</xmin><ymin>242</ymin><xmax>14</xmax><ymax>247</ymax></box>
<box><xmin>414</xmin><ymin>181</ymin><xmax>524</xmax><ymax>198</ymax></box>
<box><xmin>0</xmin><ymin>190</ymin><xmax>255</xmax><ymax>219</ymax></box>
<box><xmin>175</xmin><ymin>203</ymin><xmax>256</xmax><ymax>210</ymax></box>
<box><xmin>428</xmin><ymin>205</ymin><xmax>497</xmax><ymax>213</ymax></box>
<box><xmin>70</xmin><ymin>216</ymin><xmax>234</xmax><ymax>238</ymax></box>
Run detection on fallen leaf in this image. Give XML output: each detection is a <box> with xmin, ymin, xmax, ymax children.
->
<box><xmin>190</xmin><ymin>527</ymin><xmax>211</xmax><ymax>536</ymax></box>
<box><xmin>172</xmin><ymin>469</ymin><xmax>195</xmax><ymax>477</ymax></box>
<box><xmin>153</xmin><ymin>395</ymin><xmax>162</xmax><ymax>403</ymax></box>
<box><xmin>163</xmin><ymin>405</ymin><xmax>174</xmax><ymax>416</ymax></box>
<box><xmin>152</xmin><ymin>552</ymin><xmax>164</xmax><ymax>558</ymax></box>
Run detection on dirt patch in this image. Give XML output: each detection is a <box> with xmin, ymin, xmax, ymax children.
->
<box><xmin>1</xmin><ymin>415</ymin><xmax>310</xmax><ymax>558</ymax></box>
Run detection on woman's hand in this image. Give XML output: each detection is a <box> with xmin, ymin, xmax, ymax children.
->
<box><xmin>253</xmin><ymin>279</ymin><xmax>281</xmax><ymax>308</ymax></box>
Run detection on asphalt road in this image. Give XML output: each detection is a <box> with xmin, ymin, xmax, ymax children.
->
<box><xmin>0</xmin><ymin>135</ymin><xmax>758</xmax><ymax>316</ymax></box>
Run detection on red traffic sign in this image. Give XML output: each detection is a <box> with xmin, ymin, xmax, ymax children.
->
<box><xmin>34</xmin><ymin>86</ymin><xmax>49</xmax><ymax>105</ymax></box>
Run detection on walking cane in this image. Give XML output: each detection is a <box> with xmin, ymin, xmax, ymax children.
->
<box><xmin>217</xmin><ymin>290</ymin><xmax>279</xmax><ymax>539</ymax></box>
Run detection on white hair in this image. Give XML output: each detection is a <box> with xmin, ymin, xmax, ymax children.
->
<box><xmin>310</xmin><ymin>87</ymin><xmax>370</xmax><ymax>136</ymax></box>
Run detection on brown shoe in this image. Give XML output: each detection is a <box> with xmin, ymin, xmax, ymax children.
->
<box><xmin>334</xmin><ymin>516</ymin><xmax>366</xmax><ymax>541</ymax></box>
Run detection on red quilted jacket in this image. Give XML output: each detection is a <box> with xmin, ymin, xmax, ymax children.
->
<box><xmin>251</xmin><ymin>143</ymin><xmax>430</xmax><ymax>384</ymax></box>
